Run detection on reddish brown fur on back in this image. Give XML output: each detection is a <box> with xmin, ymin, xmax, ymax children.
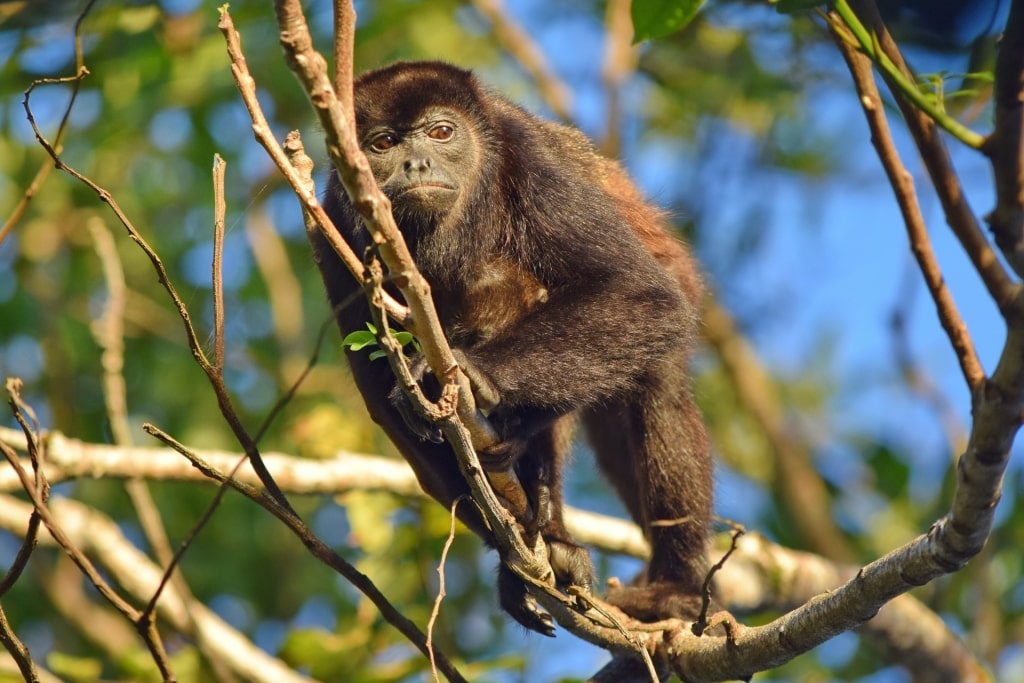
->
<box><xmin>599</xmin><ymin>161</ymin><xmax>704</xmax><ymax>310</ymax></box>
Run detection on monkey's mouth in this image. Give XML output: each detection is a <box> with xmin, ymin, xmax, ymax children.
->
<box><xmin>399</xmin><ymin>182</ymin><xmax>456</xmax><ymax>195</ymax></box>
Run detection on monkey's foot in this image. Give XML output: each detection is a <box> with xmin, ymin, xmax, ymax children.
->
<box><xmin>604</xmin><ymin>579</ymin><xmax>703</xmax><ymax>623</ymax></box>
<box><xmin>546</xmin><ymin>538</ymin><xmax>595</xmax><ymax>599</ymax></box>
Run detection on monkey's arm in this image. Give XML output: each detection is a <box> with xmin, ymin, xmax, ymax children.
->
<box><xmin>466</xmin><ymin>265</ymin><xmax>692</xmax><ymax>413</ymax></box>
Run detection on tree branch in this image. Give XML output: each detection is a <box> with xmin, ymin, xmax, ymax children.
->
<box><xmin>829</xmin><ymin>18</ymin><xmax>985</xmax><ymax>390</ymax></box>
<box><xmin>983</xmin><ymin>0</ymin><xmax>1024</xmax><ymax>275</ymax></box>
<box><xmin>842</xmin><ymin>0</ymin><xmax>1018</xmax><ymax>311</ymax></box>
<box><xmin>0</xmin><ymin>493</ymin><xmax>314</xmax><ymax>683</ymax></box>
<box><xmin>0</xmin><ymin>426</ymin><xmax>987</xmax><ymax>681</ymax></box>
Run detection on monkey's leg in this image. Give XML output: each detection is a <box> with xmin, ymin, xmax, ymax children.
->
<box><xmin>495</xmin><ymin>421</ymin><xmax>595</xmax><ymax>636</ymax></box>
<box><xmin>586</xmin><ymin>365</ymin><xmax>714</xmax><ymax>622</ymax></box>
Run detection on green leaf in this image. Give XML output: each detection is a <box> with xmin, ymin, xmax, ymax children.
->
<box><xmin>343</xmin><ymin>321</ymin><xmax>420</xmax><ymax>360</ymax></box>
<box><xmin>341</xmin><ymin>330</ymin><xmax>377</xmax><ymax>351</ymax></box>
<box><xmin>632</xmin><ymin>0</ymin><xmax>706</xmax><ymax>43</ymax></box>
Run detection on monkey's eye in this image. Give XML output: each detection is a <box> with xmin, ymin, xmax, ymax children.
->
<box><xmin>428</xmin><ymin>124</ymin><xmax>455</xmax><ymax>142</ymax></box>
<box><xmin>369</xmin><ymin>133</ymin><xmax>398</xmax><ymax>152</ymax></box>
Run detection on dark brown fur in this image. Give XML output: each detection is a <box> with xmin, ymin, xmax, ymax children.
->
<box><xmin>311</xmin><ymin>61</ymin><xmax>712</xmax><ymax>633</ymax></box>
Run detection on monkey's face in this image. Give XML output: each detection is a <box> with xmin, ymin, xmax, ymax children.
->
<box><xmin>362</xmin><ymin>107</ymin><xmax>476</xmax><ymax>224</ymax></box>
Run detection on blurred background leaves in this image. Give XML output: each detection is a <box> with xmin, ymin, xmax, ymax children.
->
<box><xmin>0</xmin><ymin>0</ymin><xmax>1019</xmax><ymax>681</ymax></box>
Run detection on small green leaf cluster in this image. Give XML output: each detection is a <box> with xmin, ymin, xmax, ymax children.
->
<box><xmin>343</xmin><ymin>323</ymin><xmax>420</xmax><ymax>361</ymax></box>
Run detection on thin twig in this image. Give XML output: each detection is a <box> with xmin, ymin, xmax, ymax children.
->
<box><xmin>693</xmin><ymin>523</ymin><xmax>745</xmax><ymax>636</ymax></box>
<box><xmin>0</xmin><ymin>602</ymin><xmax>39</xmax><ymax>682</ymax></box>
<box><xmin>829</xmin><ymin>20</ymin><xmax>985</xmax><ymax>390</ymax></box>
<box><xmin>88</xmin><ymin>220</ymin><xmax>237</xmax><ymax>682</ymax></box>
<box><xmin>0</xmin><ymin>493</ymin><xmax>314</xmax><ymax>683</ymax></box>
<box><xmin>143</xmin><ymin>424</ymin><xmax>470</xmax><ymax>683</ymax></box>
<box><xmin>840</xmin><ymin>0</ymin><xmax>1018</xmax><ymax>312</ymax></box>
<box><xmin>212</xmin><ymin>154</ymin><xmax>227</xmax><ymax>371</ymax></box>
<box><xmin>0</xmin><ymin>0</ymin><xmax>97</xmax><ymax>246</ymax></box>
<box><xmin>4</xmin><ymin>383</ymin><xmax>178</xmax><ymax>682</ymax></box>
<box><xmin>216</xmin><ymin>8</ymin><xmax>406</xmax><ymax>325</ymax></box>
<box><xmin>427</xmin><ymin>495</ymin><xmax>468</xmax><ymax>683</ymax></box>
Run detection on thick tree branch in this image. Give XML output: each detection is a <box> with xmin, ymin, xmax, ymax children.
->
<box><xmin>0</xmin><ymin>426</ymin><xmax>987</xmax><ymax>681</ymax></box>
<box><xmin>0</xmin><ymin>494</ymin><xmax>314</xmax><ymax>683</ymax></box>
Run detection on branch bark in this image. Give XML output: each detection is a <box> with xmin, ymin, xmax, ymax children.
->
<box><xmin>0</xmin><ymin>493</ymin><xmax>314</xmax><ymax>683</ymax></box>
<box><xmin>0</xmin><ymin>426</ymin><xmax>987</xmax><ymax>681</ymax></box>
<box><xmin>983</xmin><ymin>0</ymin><xmax>1024</xmax><ymax>275</ymax></box>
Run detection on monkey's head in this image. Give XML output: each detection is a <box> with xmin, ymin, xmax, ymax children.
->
<box><xmin>352</xmin><ymin>62</ymin><xmax>494</xmax><ymax>230</ymax></box>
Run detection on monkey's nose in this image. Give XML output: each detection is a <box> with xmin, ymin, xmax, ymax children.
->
<box><xmin>403</xmin><ymin>157</ymin><xmax>432</xmax><ymax>173</ymax></box>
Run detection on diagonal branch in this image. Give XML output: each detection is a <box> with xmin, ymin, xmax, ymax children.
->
<box><xmin>843</xmin><ymin>0</ymin><xmax>1018</xmax><ymax>311</ymax></box>
<box><xmin>983</xmin><ymin>0</ymin><xmax>1024</xmax><ymax>276</ymax></box>
<box><xmin>829</xmin><ymin>20</ymin><xmax>985</xmax><ymax>390</ymax></box>
<box><xmin>4</xmin><ymin>382</ymin><xmax>178</xmax><ymax>682</ymax></box>
<box><xmin>0</xmin><ymin>493</ymin><xmax>314</xmax><ymax>683</ymax></box>
<box><xmin>143</xmin><ymin>424</ymin><xmax>470</xmax><ymax>683</ymax></box>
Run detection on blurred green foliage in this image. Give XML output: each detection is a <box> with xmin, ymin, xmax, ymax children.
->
<box><xmin>0</xmin><ymin>1</ymin><xmax>1018</xmax><ymax>682</ymax></box>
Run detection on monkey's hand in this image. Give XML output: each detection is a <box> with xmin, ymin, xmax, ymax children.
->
<box><xmin>388</xmin><ymin>350</ymin><xmax>501</xmax><ymax>445</ymax></box>
<box><xmin>388</xmin><ymin>353</ymin><xmax>444</xmax><ymax>443</ymax></box>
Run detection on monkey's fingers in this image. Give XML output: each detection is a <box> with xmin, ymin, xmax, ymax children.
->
<box><xmin>451</xmin><ymin>349</ymin><xmax>500</xmax><ymax>413</ymax></box>
<box><xmin>387</xmin><ymin>383</ymin><xmax>445</xmax><ymax>443</ymax></box>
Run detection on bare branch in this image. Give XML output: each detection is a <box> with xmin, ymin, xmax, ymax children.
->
<box><xmin>143</xmin><ymin>423</ymin><xmax>470</xmax><ymax>683</ymax></box>
<box><xmin>0</xmin><ymin>577</ymin><xmax>40</xmax><ymax>681</ymax></box>
<box><xmin>842</xmin><ymin>0</ymin><xmax>1018</xmax><ymax>310</ymax></box>
<box><xmin>0</xmin><ymin>494</ymin><xmax>314</xmax><ymax>683</ymax></box>
<box><xmin>4</xmin><ymin>382</ymin><xmax>178</xmax><ymax>682</ymax></box>
<box><xmin>983</xmin><ymin>0</ymin><xmax>1024</xmax><ymax>275</ymax></box>
<box><xmin>830</xmin><ymin>19</ymin><xmax>985</xmax><ymax>390</ymax></box>
<box><xmin>216</xmin><ymin>7</ymin><xmax>407</xmax><ymax>325</ymax></box>
<box><xmin>212</xmin><ymin>154</ymin><xmax>228</xmax><ymax>371</ymax></box>
<box><xmin>0</xmin><ymin>0</ymin><xmax>97</xmax><ymax>246</ymax></box>
<box><xmin>0</xmin><ymin>426</ymin><xmax>987</xmax><ymax>680</ymax></box>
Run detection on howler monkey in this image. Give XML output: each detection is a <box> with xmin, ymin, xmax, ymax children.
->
<box><xmin>311</xmin><ymin>61</ymin><xmax>713</xmax><ymax>635</ymax></box>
